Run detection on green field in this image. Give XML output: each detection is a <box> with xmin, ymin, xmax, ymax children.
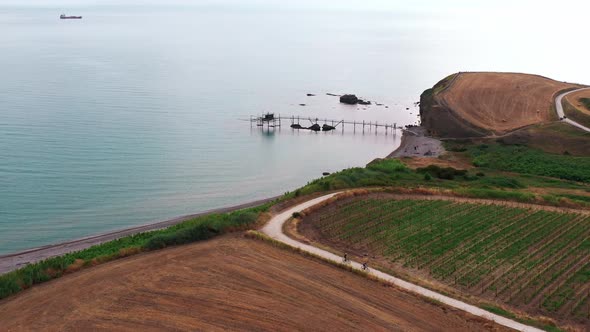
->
<box><xmin>461</xmin><ymin>143</ymin><xmax>590</xmax><ymax>183</ymax></box>
<box><xmin>306</xmin><ymin>197</ymin><xmax>590</xmax><ymax>322</ymax></box>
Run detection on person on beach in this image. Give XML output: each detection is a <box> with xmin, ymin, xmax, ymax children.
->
<box><xmin>343</xmin><ymin>253</ymin><xmax>348</xmax><ymax>262</ymax></box>
<box><xmin>362</xmin><ymin>262</ymin><xmax>368</xmax><ymax>271</ymax></box>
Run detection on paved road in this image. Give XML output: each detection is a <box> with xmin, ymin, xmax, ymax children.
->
<box><xmin>261</xmin><ymin>193</ymin><xmax>543</xmax><ymax>332</ymax></box>
<box><xmin>555</xmin><ymin>87</ymin><xmax>590</xmax><ymax>133</ymax></box>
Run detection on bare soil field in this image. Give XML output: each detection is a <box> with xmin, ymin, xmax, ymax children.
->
<box><xmin>0</xmin><ymin>235</ymin><xmax>508</xmax><ymax>331</ymax></box>
<box><xmin>297</xmin><ymin>194</ymin><xmax>590</xmax><ymax>330</ymax></box>
<box><xmin>421</xmin><ymin>72</ymin><xmax>580</xmax><ymax>137</ymax></box>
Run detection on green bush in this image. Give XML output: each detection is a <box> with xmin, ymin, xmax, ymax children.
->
<box><xmin>416</xmin><ymin>165</ymin><xmax>467</xmax><ymax>180</ymax></box>
<box><xmin>366</xmin><ymin>159</ymin><xmax>409</xmax><ymax>174</ymax></box>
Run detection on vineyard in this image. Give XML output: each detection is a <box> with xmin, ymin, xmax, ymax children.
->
<box><xmin>304</xmin><ymin>197</ymin><xmax>590</xmax><ymax>324</ymax></box>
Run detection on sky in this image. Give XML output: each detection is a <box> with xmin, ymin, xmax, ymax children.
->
<box><xmin>1</xmin><ymin>0</ymin><xmax>588</xmax><ymax>82</ymax></box>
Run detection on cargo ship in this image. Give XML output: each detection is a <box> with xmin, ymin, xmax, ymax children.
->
<box><xmin>60</xmin><ymin>14</ymin><xmax>82</xmax><ymax>19</ymax></box>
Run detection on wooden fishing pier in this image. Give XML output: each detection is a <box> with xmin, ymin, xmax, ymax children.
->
<box><xmin>250</xmin><ymin>113</ymin><xmax>398</xmax><ymax>135</ymax></box>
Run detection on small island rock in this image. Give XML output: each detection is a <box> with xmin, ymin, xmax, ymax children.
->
<box><xmin>340</xmin><ymin>94</ymin><xmax>359</xmax><ymax>105</ymax></box>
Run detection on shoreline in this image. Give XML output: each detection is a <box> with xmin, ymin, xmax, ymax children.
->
<box><xmin>0</xmin><ymin>195</ymin><xmax>280</xmax><ymax>275</ymax></box>
<box><xmin>388</xmin><ymin>126</ymin><xmax>444</xmax><ymax>158</ymax></box>
<box><xmin>1</xmin><ymin>132</ymin><xmax>412</xmax><ymax>275</ymax></box>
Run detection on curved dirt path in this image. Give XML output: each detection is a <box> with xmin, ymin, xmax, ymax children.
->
<box><xmin>261</xmin><ymin>193</ymin><xmax>544</xmax><ymax>332</ymax></box>
<box><xmin>555</xmin><ymin>87</ymin><xmax>590</xmax><ymax>132</ymax></box>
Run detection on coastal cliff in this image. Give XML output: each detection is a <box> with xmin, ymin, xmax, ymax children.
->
<box><xmin>419</xmin><ymin>74</ymin><xmax>489</xmax><ymax>138</ymax></box>
<box><xmin>420</xmin><ymin>72</ymin><xmax>580</xmax><ymax>138</ymax></box>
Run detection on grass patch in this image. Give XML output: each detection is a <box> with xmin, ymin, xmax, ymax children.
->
<box><xmin>466</xmin><ymin>143</ymin><xmax>590</xmax><ymax>182</ymax></box>
<box><xmin>580</xmin><ymin>98</ymin><xmax>590</xmax><ymax>110</ymax></box>
<box><xmin>563</xmin><ymin>97</ymin><xmax>590</xmax><ymax>129</ymax></box>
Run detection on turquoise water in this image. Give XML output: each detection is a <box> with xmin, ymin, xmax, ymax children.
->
<box><xmin>0</xmin><ymin>2</ymin><xmax>588</xmax><ymax>254</ymax></box>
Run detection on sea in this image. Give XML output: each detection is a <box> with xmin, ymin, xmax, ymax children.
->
<box><xmin>1</xmin><ymin>1</ymin><xmax>588</xmax><ymax>254</ymax></box>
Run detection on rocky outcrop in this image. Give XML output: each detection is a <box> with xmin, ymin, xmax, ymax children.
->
<box><xmin>419</xmin><ymin>74</ymin><xmax>491</xmax><ymax>138</ymax></box>
<box><xmin>308</xmin><ymin>123</ymin><xmax>321</xmax><ymax>131</ymax></box>
<box><xmin>340</xmin><ymin>94</ymin><xmax>359</xmax><ymax>105</ymax></box>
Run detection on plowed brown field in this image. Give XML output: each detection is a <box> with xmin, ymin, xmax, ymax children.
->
<box><xmin>0</xmin><ymin>236</ymin><xmax>508</xmax><ymax>331</ymax></box>
<box><xmin>439</xmin><ymin>72</ymin><xmax>578</xmax><ymax>135</ymax></box>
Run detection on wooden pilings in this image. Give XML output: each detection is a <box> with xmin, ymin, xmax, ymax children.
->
<box><xmin>251</xmin><ymin>115</ymin><xmax>397</xmax><ymax>136</ymax></box>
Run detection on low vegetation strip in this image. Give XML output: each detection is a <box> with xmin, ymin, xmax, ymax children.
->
<box><xmin>301</xmin><ymin>196</ymin><xmax>590</xmax><ymax>326</ymax></box>
<box><xmin>0</xmin><ymin>205</ymin><xmax>268</xmax><ymax>300</ymax></box>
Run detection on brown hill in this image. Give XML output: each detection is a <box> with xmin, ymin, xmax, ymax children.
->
<box><xmin>420</xmin><ymin>72</ymin><xmax>580</xmax><ymax>137</ymax></box>
<box><xmin>0</xmin><ymin>235</ymin><xmax>507</xmax><ymax>331</ymax></box>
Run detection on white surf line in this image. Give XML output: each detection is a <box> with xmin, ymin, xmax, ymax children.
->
<box><xmin>555</xmin><ymin>87</ymin><xmax>590</xmax><ymax>133</ymax></box>
<box><xmin>261</xmin><ymin>193</ymin><xmax>544</xmax><ymax>332</ymax></box>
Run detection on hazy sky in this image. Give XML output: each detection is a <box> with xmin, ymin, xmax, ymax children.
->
<box><xmin>1</xmin><ymin>0</ymin><xmax>588</xmax><ymax>82</ymax></box>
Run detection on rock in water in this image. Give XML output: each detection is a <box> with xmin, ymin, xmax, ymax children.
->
<box><xmin>358</xmin><ymin>99</ymin><xmax>371</xmax><ymax>105</ymax></box>
<box><xmin>307</xmin><ymin>93</ymin><xmax>315</xmax><ymax>96</ymax></box>
<box><xmin>308</xmin><ymin>123</ymin><xmax>321</xmax><ymax>131</ymax></box>
<box><xmin>340</xmin><ymin>94</ymin><xmax>359</xmax><ymax>105</ymax></box>
<box><xmin>322</xmin><ymin>124</ymin><xmax>336</xmax><ymax>131</ymax></box>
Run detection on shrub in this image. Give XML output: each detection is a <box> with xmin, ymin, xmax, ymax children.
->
<box><xmin>366</xmin><ymin>159</ymin><xmax>409</xmax><ymax>174</ymax></box>
<box><xmin>416</xmin><ymin>165</ymin><xmax>467</xmax><ymax>180</ymax></box>
<box><xmin>424</xmin><ymin>173</ymin><xmax>432</xmax><ymax>181</ymax></box>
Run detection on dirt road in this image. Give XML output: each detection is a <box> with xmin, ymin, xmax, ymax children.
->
<box><xmin>0</xmin><ymin>235</ymin><xmax>508</xmax><ymax>331</ymax></box>
<box><xmin>261</xmin><ymin>193</ymin><xmax>544</xmax><ymax>332</ymax></box>
<box><xmin>555</xmin><ymin>87</ymin><xmax>590</xmax><ymax>133</ymax></box>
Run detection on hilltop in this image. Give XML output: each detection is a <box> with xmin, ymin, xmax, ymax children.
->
<box><xmin>420</xmin><ymin>72</ymin><xmax>581</xmax><ymax>137</ymax></box>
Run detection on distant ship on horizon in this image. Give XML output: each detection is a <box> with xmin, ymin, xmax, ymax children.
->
<box><xmin>60</xmin><ymin>14</ymin><xmax>82</xmax><ymax>19</ymax></box>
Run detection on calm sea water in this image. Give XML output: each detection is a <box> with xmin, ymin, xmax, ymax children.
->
<box><xmin>1</xmin><ymin>2</ymin><xmax>588</xmax><ymax>254</ymax></box>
